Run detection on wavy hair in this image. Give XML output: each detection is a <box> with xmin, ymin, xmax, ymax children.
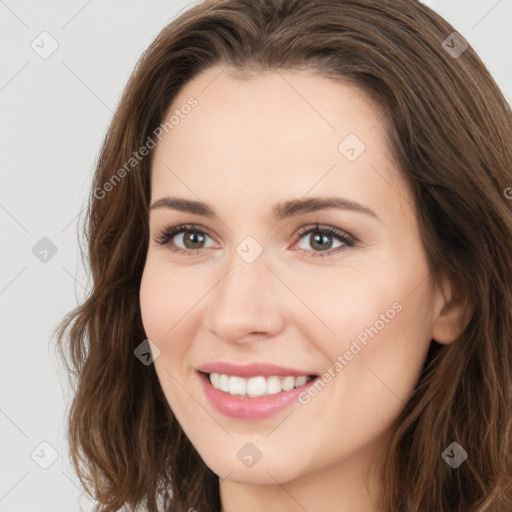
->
<box><xmin>54</xmin><ymin>0</ymin><xmax>512</xmax><ymax>510</ymax></box>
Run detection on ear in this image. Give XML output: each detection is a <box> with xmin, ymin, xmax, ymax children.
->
<box><xmin>431</xmin><ymin>273</ymin><xmax>473</xmax><ymax>345</ymax></box>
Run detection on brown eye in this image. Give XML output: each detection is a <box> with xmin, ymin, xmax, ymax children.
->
<box><xmin>155</xmin><ymin>224</ymin><xmax>214</xmax><ymax>255</ymax></box>
<box><xmin>181</xmin><ymin>230</ymin><xmax>207</xmax><ymax>249</ymax></box>
<box><xmin>294</xmin><ymin>224</ymin><xmax>356</xmax><ymax>258</ymax></box>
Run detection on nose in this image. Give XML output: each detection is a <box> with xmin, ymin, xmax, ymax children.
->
<box><xmin>203</xmin><ymin>249</ymin><xmax>286</xmax><ymax>345</ymax></box>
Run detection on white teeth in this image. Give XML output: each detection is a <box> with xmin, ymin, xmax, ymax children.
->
<box><xmin>229</xmin><ymin>376</ymin><xmax>246</xmax><ymax>395</ymax></box>
<box><xmin>247</xmin><ymin>376</ymin><xmax>266</xmax><ymax>396</ymax></box>
<box><xmin>282</xmin><ymin>376</ymin><xmax>295</xmax><ymax>391</ymax></box>
<box><xmin>219</xmin><ymin>374</ymin><xmax>230</xmax><ymax>392</ymax></box>
<box><xmin>295</xmin><ymin>376</ymin><xmax>308</xmax><ymax>387</ymax></box>
<box><xmin>208</xmin><ymin>372</ymin><xmax>314</xmax><ymax>397</ymax></box>
<box><xmin>210</xmin><ymin>372</ymin><xmax>220</xmax><ymax>388</ymax></box>
<box><xmin>266</xmin><ymin>376</ymin><xmax>282</xmax><ymax>395</ymax></box>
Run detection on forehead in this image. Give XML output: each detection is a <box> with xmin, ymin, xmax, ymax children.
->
<box><xmin>150</xmin><ymin>65</ymin><xmax>410</xmax><ymax>222</ymax></box>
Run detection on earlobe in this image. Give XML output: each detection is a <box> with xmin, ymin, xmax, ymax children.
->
<box><xmin>431</xmin><ymin>276</ymin><xmax>473</xmax><ymax>345</ymax></box>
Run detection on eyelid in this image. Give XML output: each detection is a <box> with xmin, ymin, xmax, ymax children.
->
<box><xmin>293</xmin><ymin>223</ymin><xmax>356</xmax><ymax>245</ymax></box>
<box><xmin>154</xmin><ymin>223</ymin><xmax>217</xmax><ymax>247</ymax></box>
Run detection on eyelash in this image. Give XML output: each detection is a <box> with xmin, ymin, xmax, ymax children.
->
<box><xmin>154</xmin><ymin>223</ymin><xmax>356</xmax><ymax>258</ymax></box>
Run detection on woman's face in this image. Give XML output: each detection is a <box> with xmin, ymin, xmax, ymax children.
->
<box><xmin>140</xmin><ymin>66</ymin><xmax>448</xmax><ymax>498</ymax></box>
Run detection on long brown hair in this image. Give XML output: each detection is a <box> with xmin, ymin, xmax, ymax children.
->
<box><xmin>54</xmin><ymin>0</ymin><xmax>512</xmax><ymax>510</ymax></box>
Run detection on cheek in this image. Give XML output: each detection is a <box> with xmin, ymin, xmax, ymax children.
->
<box><xmin>298</xmin><ymin>255</ymin><xmax>433</xmax><ymax>406</ymax></box>
<box><xmin>139</xmin><ymin>262</ymin><xmax>196</xmax><ymax>411</ymax></box>
<box><xmin>139</xmin><ymin>257</ymin><xmax>195</xmax><ymax>343</ymax></box>
<box><xmin>139</xmin><ymin>258</ymin><xmax>209</xmax><ymax>397</ymax></box>
<box><xmin>299</xmin><ymin>244</ymin><xmax>433</xmax><ymax>359</ymax></box>
<box><xmin>139</xmin><ymin>265</ymin><xmax>167</xmax><ymax>341</ymax></box>
<box><xmin>283</xmin><ymin>264</ymin><xmax>405</xmax><ymax>357</ymax></box>
<box><xmin>291</xmin><ymin>272</ymin><xmax>433</xmax><ymax>463</ymax></box>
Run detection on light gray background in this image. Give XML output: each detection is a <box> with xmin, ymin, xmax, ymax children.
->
<box><xmin>1</xmin><ymin>1</ymin><xmax>511</xmax><ymax>511</ymax></box>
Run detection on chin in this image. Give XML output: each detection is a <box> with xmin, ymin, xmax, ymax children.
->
<box><xmin>199</xmin><ymin>445</ymin><xmax>307</xmax><ymax>485</ymax></box>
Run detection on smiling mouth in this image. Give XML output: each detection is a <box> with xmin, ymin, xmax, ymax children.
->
<box><xmin>200</xmin><ymin>371</ymin><xmax>318</xmax><ymax>398</ymax></box>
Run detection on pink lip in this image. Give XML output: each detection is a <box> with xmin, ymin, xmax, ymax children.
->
<box><xmin>196</xmin><ymin>361</ymin><xmax>317</xmax><ymax>378</ymax></box>
<box><xmin>196</xmin><ymin>369</ymin><xmax>318</xmax><ymax>420</ymax></box>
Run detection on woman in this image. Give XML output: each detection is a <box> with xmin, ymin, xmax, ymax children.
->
<box><xmin>55</xmin><ymin>0</ymin><xmax>512</xmax><ymax>510</ymax></box>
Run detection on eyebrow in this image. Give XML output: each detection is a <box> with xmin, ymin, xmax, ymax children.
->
<box><xmin>150</xmin><ymin>196</ymin><xmax>379</xmax><ymax>221</ymax></box>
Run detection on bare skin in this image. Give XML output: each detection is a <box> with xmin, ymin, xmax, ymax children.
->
<box><xmin>139</xmin><ymin>65</ymin><xmax>470</xmax><ymax>512</ymax></box>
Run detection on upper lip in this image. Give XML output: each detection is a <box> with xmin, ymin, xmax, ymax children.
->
<box><xmin>196</xmin><ymin>362</ymin><xmax>318</xmax><ymax>378</ymax></box>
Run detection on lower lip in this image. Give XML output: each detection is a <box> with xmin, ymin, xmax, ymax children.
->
<box><xmin>197</xmin><ymin>371</ymin><xmax>317</xmax><ymax>420</ymax></box>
